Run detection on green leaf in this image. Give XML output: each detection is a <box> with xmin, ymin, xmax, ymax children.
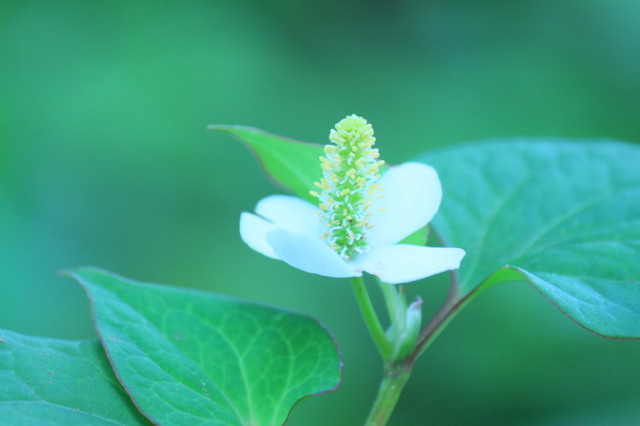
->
<box><xmin>0</xmin><ymin>329</ymin><xmax>149</xmax><ymax>425</ymax></box>
<box><xmin>208</xmin><ymin>125</ymin><xmax>324</xmax><ymax>203</ymax></box>
<box><xmin>399</xmin><ymin>226</ymin><xmax>429</xmax><ymax>247</ymax></box>
<box><xmin>419</xmin><ymin>139</ymin><xmax>640</xmax><ymax>338</ymax></box>
<box><xmin>67</xmin><ymin>268</ymin><xmax>342</xmax><ymax>425</ymax></box>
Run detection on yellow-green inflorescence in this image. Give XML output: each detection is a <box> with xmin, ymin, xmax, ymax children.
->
<box><xmin>310</xmin><ymin>115</ymin><xmax>385</xmax><ymax>260</ymax></box>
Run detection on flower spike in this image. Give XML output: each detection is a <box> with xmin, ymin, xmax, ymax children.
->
<box><xmin>311</xmin><ymin>115</ymin><xmax>385</xmax><ymax>259</ymax></box>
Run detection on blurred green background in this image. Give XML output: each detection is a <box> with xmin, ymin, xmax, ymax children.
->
<box><xmin>2</xmin><ymin>1</ymin><xmax>639</xmax><ymax>424</ymax></box>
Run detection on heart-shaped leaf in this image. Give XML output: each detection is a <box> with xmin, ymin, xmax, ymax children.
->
<box><xmin>0</xmin><ymin>329</ymin><xmax>149</xmax><ymax>425</ymax></box>
<box><xmin>420</xmin><ymin>140</ymin><xmax>640</xmax><ymax>338</ymax></box>
<box><xmin>67</xmin><ymin>268</ymin><xmax>342</xmax><ymax>425</ymax></box>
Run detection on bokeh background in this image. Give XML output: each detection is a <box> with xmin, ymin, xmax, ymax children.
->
<box><xmin>2</xmin><ymin>1</ymin><xmax>639</xmax><ymax>424</ymax></box>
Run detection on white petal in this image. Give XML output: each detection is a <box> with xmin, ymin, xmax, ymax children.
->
<box><xmin>255</xmin><ymin>195</ymin><xmax>323</xmax><ymax>237</ymax></box>
<box><xmin>355</xmin><ymin>244</ymin><xmax>465</xmax><ymax>284</ymax></box>
<box><xmin>266</xmin><ymin>228</ymin><xmax>361</xmax><ymax>278</ymax></box>
<box><xmin>240</xmin><ymin>212</ymin><xmax>279</xmax><ymax>258</ymax></box>
<box><xmin>367</xmin><ymin>163</ymin><xmax>442</xmax><ymax>247</ymax></box>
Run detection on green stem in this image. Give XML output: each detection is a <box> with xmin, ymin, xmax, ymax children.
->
<box><xmin>349</xmin><ymin>276</ymin><xmax>392</xmax><ymax>359</ymax></box>
<box><xmin>377</xmin><ymin>280</ymin><xmax>405</xmax><ymax>336</ymax></box>
<box><xmin>411</xmin><ymin>229</ymin><xmax>466</xmax><ymax>359</ymax></box>
<box><xmin>412</xmin><ymin>268</ymin><xmax>482</xmax><ymax>360</ymax></box>
<box><xmin>365</xmin><ymin>361</ymin><xmax>413</xmax><ymax>425</ymax></box>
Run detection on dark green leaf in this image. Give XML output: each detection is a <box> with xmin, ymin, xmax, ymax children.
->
<box><xmin>0</xmin><ymin>329</ymin><xmax>149</xmax><ymax>425</ymax></box>
<box><xmin>420</xmin><ymin>140</ymin><xmax>640</xmax><ymax>338</ymax></box>
<box><xmin>68</xmin><ymin>268</ymin><xmax>341</xmax><ymax>425</ymax></box>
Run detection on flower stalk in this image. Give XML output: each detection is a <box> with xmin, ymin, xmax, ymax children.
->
<box><xmin>350</xmin><ymin>277</ymin><xmax>421</xmax><ymax>425</ymax></box>
<box><xmin>349</xmin><ymin>276</ymin><xmax>393</xmax><ymax>360</ymax></box>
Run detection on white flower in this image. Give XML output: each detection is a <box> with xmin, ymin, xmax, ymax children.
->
<box><xmin>239</xmin><ymin>116</ymin><xmax>465</xmax><ymax>284</ymax></box>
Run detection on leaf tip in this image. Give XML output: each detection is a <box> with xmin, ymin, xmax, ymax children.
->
<box><xmin>58</xmin><ymin>266</ymin><xmax>100</xmax><ymax>280</ymax></box>
<box><xmin>206</xmin><ymin>124</ymin><xmax>258</xmax><ymax>133</ymax></box>
<box><xmin>205</xmin><ymin>124</ymin><xmax>230</xmax><ymax>132</ymax></box>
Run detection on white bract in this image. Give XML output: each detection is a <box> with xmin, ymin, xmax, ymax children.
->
<box><xmin>240</xmin><ymin>115</ymin><xmax>465</xmax><ymax>284</ymax></box>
